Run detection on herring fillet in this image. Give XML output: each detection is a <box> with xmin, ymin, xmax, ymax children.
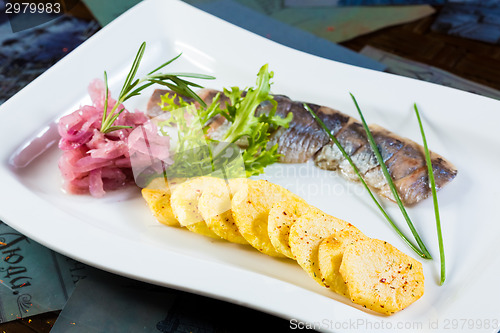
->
<box><xmin>146</xmin><ymin>89</ymin><xmax>457</xmax><ymax>206</ymax></box>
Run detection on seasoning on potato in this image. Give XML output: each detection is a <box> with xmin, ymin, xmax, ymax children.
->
<box><xmin>170</xmin><ymin>176</ymin><xmax>224</xmax><ymax>239</ymax></box>
<box><xmin>143</xmin><ymin>176</ymin><xmax>425</xmax><ymax>315</ymax></box>
<box><xmin>317</xmin><ymin>228</ymin><xmax>368</xmax><ymax>296</ymax></box>
<box><xmin>339</xmin><ymin>238</ymin><xmax>425</xmax><ymax>315</ymax></box>
<box><xmin>289</xmin><ymin>210</ymin><xmax>350</xmax><ymax>284</ymax></box>
<box><xmin>198</xmin><ymin>178</ymin><xmax>249</xmax><ymax>244</ymax></box>
<box><xmin>231</xmin><ymin>180</ymin><xmax>303</xmax><ymax>257</ymax></box>
<box><xmin>268</xmin><ymin>200</ymin><xmax>318</xmax><ymax>259</ymax></box>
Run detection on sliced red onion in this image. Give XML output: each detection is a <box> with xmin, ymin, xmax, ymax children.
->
<box><xmin>57</xmin><ymin>79</ymin><xmax>162</xmax><ymax>197</ymax></box>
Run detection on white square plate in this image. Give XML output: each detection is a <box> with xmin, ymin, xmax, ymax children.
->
<box><xmin>1</xmin><ymin>0</ymin><xmax>499</xmax><ymax>331</ymax></box>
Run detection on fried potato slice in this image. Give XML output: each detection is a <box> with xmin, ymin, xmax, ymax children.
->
<box><xmin>198</xmin><ymin>178</ymin><xmax>249</xmax><ymax>244</ymax></box>
<box><xmin>170</xmin><ymin>177</ymin><xmax>225</xmax><ymax>239</ymax></box>
<box><xmin>267</xmin><ymin>200</ymin><xmax>319</xmax><ymax>259</ymax></box>
<box><xmin>317</xmin><ymin>228</ymin><xmax>368</xmax><ymax>296</ymax></box>
<box><xmin>289</xmin><ymin>210</ymin><xmax>350</xmax><ymax>284</ymax></box>
<box><xmin>231</xmin><ymin>180</ymin><xmax>302</xmax><ymax>257</ymax></box>
<box><xmin>141</xmin><ymin>177</ymin><xmax>186</xmax><ymax>227</ymax></box>
<box><xmin>339</xmin><ymin>238</ymin><xmax>424</xmax><ymax>315</ymax></box>
<box><xmin>141</xmin><ymin>188</ymin><xmax>179</xmax><ymax>226</ymax></box>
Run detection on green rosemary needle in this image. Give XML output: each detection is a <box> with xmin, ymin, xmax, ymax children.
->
<box><xmin>414</xmin><ymin>103</ymin><xmax>445</xmax><ymax>284</ymax></box>
<box><xmin>100</xmin><ymin>42</ymin><xmax>215</xmax><ymax>134</ymax></box>
<box><xmin>305</xmin><ymin>104</ymin><xmax>426</xmax><ymax>258</ymax></box>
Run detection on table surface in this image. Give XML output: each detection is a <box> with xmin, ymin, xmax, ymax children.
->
<box><xmin>1</xmin><ymin>3</ymin><xmax>500</xmax><ymax>333</ymax></box>
<box><xmin>342</xmin><ymin>8</ymin><xmax>500</xmax><ymax>92</ymax></box>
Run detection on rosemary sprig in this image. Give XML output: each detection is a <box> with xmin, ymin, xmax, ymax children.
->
<box><xmin>414</xmin><ymin>104</ymin><xmax>445</xmax><ymax>284</ymax></box>
<box><xmin>305</xmin><ymin>104</ymin><xmax>426</xmax><ymax>258</ymax></box>
<box><xmin>100</xmin><ymin>42</ymin><xmax>215</xmax><ymax>134</ymax></box>
<box><xmin>349</xmin><ymin>94</ymin><xmax>432</xmax><ymax>259</ymax></box>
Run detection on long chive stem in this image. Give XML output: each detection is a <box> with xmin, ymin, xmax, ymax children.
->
<box><xmin>305</xmin><ymin>104</ymin><xmax>426</xmax><ymax>258</ymax></box>
<box><xmin>349</xmin><ymin>94</ymin><xmax>432</xmax><ymax>259</ymax></box>
<box><xmin>414</xmin><ymin>104</ymin><xmax>445</xmax><ymax>284</ymax></box>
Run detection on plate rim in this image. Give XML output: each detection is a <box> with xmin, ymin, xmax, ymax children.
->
<box><xmin>1</xmin><ymin>0</ymin><xmax>500</xmax><ymax>332</ymax></box>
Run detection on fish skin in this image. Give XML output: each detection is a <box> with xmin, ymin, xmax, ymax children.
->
<box><xmin>354</xmin><ymin>125</ymin><xmax>406</xmax><ymax>175</ymax></box>
<box><xmin>315</xmin><ymin>121</ymin><xmax>367</xmax><ymax>176</ymax></box>
<box><xmin>385</xmin><ymin>141</ymin><xmax>426</xmax><ymax>181</ymax></box>
<box><xmin>146</xmin><ymin>88</ymin><xmax>457</xmax><ymax>206</ymax></box>
<box><xmin>317</xmin><ymin>123</ymin><xmax>406</xmax><ymax>183</ymax></box>
<box><xmin>378</xmin><ymin>152</ymin><xmax>458</xmax><ymax>205</ymax></box>
<box><xmin>315</xmin><ymin>120</ymin><xmax>457</xmax><ymax>205</ymax></box>
<box><xmin>269</xmin><ymin>101</ymin><xmax>329</xmax><ymax>163</ymax></box>
<box><xmin>268</xmin><ymin>98</ymin><xmax>350</xmax><ymax>163</ymax></box>
<box><xmin>148</xmin><ymin>89</ymin><xmax>348</xmax><ymax>164</ymax></box>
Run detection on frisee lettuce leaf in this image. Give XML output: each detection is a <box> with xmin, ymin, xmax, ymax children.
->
<box><xmin>159</xmin><ymin>64</ymin><xmax>292</xmax><ymax>178</ymax></box>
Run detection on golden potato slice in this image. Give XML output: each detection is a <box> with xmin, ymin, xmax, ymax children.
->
<box><xmin>141</xmin><ymin>188</ymin><xmax>178</xmax><ymax>226</ymax></box>
<box><xmin>289</xmin><ymin>210</ymin><xmax>350</xmax><ymax>284</ymax></box>
<box><xmin>231</xmin><ymin>180</ymin><xmax>302</xmax><ymax>257</ymax></box>
<box><xmin>198</xmin><ymin>178</ymin><xmax>249</xmax><ymax>244</ymax></box>
<box><xmin>317</xmin><ymin>228</ymin><xmax>368</xmax><ymax>296</ymax></box>
<box><xmin>185</xmin><ymin>221</ymin><xmax>220</xmax><ymax>238</ymax></box>
<box><xmin>339</xmin><ymin>238</ymin><xmax>424</xmax><ymax>315</ymax></box>
<box><xmin>267</xmin><ymin>200</ymin><xmax>319</xmax><ymax>258</ymax></box>
<box><xmin>170</xmin><ymin>177</ymin><xmax>225</xmax><ymax>239</ymax></box>
<box><xmin>141</xmin><ymin>177</ymin><xmax>186</xmax><ymax>227</ymax></box>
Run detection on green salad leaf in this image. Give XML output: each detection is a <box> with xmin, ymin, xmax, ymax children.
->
<box><xmin>159</xmin><ymin>64</ymin><xmax>293</xmax><ymax>178</ymax></box>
